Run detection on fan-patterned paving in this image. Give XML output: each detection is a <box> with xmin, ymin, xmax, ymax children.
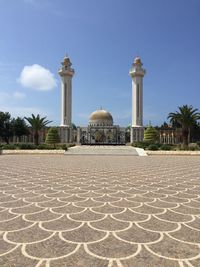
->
<box><xmin>0</xmin><ymin>155</ymin><xmax>200</xmax><ymax>267</ymax></box>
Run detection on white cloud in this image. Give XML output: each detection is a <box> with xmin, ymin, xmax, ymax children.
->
<box><xmin>18</xmin><ymin>64</ymin><xmax>57</xmax><ymax>91</ymax></box>
<box><xmin>13</xmin><ymin>91</ymin><xmax>26</xmax><ymax>99</ymax></box>
<box><xmin>0</xmin><ymin>91</ymin><xmax>26</xmax><ymax>103</ymax></box>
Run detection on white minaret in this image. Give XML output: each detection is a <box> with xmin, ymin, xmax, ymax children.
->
<box><xmin>129</xmin><ymin>57</ymin><xmax>146</xmax><ymax>143</ymax></box>
<box><xmin>58</xmin><ymin>55</ymin><xmax>74</xmax><ymax>127</ymax></box>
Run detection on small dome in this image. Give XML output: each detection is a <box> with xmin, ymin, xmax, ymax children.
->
<box><xmin>134</xmin><ymin>57</ymin><xmax>142</xmax><ymax>65</ymax></box>
<box><xmin>89</xmin><ymin>109</ymin><xmax>113</xmax><ymax>126</ymax></box>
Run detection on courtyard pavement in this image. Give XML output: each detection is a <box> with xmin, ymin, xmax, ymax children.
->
<box><xmin>0</xmin><ymin>155</ymin><xmax>200</xmax><ymax>267</ymax></box>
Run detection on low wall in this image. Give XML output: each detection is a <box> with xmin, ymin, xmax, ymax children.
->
<box><xmin>1</xmin><ymin>149</ymin><xmax>200</xmax><ymax>156</ymax></box>
<box><xmin>146</xmin><ymin>150</ymin><xmax>200</xmax><ymax>156</ymax></box>
<box><xmin>2</xmin><ymin>150</ymin><xmax>65</xmax><ymax>155</ymax></box>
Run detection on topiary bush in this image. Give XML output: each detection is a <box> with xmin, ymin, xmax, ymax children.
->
<box><xmin>144</xmin><ymin>125</ymin><xmax>159</xmax><ymax>143</ymax></box>
<box><xmin>45</xmin><ymin>128</ymin><xmax>60</xmax><ymax>148</ymax></box>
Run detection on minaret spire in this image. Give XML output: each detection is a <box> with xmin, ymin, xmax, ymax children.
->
<box><xmin>129</xmin><ymin>56</ymin><xmax>146</xmax><ymax>142</ymax></box>
<box><xmin>58</xmin><ymin>54</ymin><xmax>74</xmax><ymax>127</ymax></box>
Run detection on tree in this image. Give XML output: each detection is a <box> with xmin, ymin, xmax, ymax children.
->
<box><xmin>190</xmin><ymin>122</ymin><xmax>200</xmax><ymax>142</ymax></box>
<box><xmin>25</xmin><ymin>114</ymin><xmax>52</xmax><ymax>146</ymax></box>
<box><xmin>0</xmin><ymin>111</ymin><xmax>13</xmax><ymax>144</ymax></box>
<box><xmin>45</xmin><ymin>127</ymin><xmax>60</xmax><ymax>148</ymax></box>
<box><xmin>144</xmin><ymin>125</ymin><xmax>159</xmax><ymax>143</ymax></box>
<box><xmin>12</xmin><ymin>117</ymin><xmax>29</xmax><ymax>142</ymax></box>
<box><xmin>125</xmin><ymin>125</ymin><xmax>131</xmax><ymax>143</ymax></box>
<box><xmin>168</xmin><ymin>105</ymin><xmax>200</xmax><ymax>147</ymax></box>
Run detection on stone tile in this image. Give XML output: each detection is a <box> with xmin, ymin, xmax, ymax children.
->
<box><xmin>62</xmin><ymin>223</ymin><xmax>106</xmax><ymax>243</ymax></box>
<box><xmin>186</xmin><ymin>216</ymin><xmax>200</xmax><ymax>230</ymax></box>
<box><xmin>116</xmin><ymin>223</ymin><xmax>161</xmax><ymax>243</ymax></box>
<box><xmin>0</xmin><ymin>233</ymin><xmax>16</xmax><ymax>254</ymax></box>
<box><xmin>25</xmin><ymin>233</ymin><xmax>77</xmax><ymax>259</ymax></box>
<box><xmin>0</xmin><ymin>210</ymin><xmax>19</xmax><ymax>221</ymax></box>
<box><xmin>139</xmin><ymin>216</ymin><xmax>178</xmax><ymax>232</ymax></box>
<box><xmin>88</xmin><ymin>233</ymin><xmax>138</xmax><ymax>258</ymax></box>
<box><xmin>0</xmin><ymin>246</ymin><xmax>39</xmax><ymax>267</ymax></box>
<box><xmin>148</xmin><ymin>234</ymin><xmax>200</xmax><ymax>259</ymax></box>
<box><xmin>170</xmin><ymin>224</ymin><xmax>200</xmax><ymax>243</ymax></box>
<box><xmin>121</xmin><ymin>246</ymin><xmax>181</xmax><ymax>267</ymax></box>
<box><xmin>130</xmin><ymin>204</ymin><xmax>164</xmax><ymax>215</ymax></box>
<box><xmin>25</xmin><ymin>209</ymin><xmax>61</xmax><ymax>222</ymax></box>
<box><xmin>0</xmin><ymin>155</ymin><xmax>200</xmax><ymax>266</ymax></box>
<box><xmin>92</xmin><ymin>203</ymin><xmax>125</xmax><ymax>214</ymax></box>
<box><xmin>42</xmin><ymin>215</ymin><xmax>82</xmax><ymax>231</ymax></box>
<box><xmin>50</xmin><ymin>245</ymin><xmax>108</xmax><ymax>267</ymax></box>
<box><xmin>90</xmin><ymin>215</ymin><xmax>130</xmax><ymax>231</ymax></box>
<box><xmin>0</xmin><ymin>216</ymin><xmax>32</xmax><ymax>231</ymax></box>
<box><xmin>156</xmin><ymin>209</ymin><xmax>193</xmax><ymax>222</ymax></box>
<box><xmin>6</xmin><ymin>223</ymin><xmax>51</xmax><ymax>243</ymax></box>
<box><xmin>113</xmin><ymin>209</ymin><xmax>149</xmax><ymax>222</ymax></box>
<box><xmin>11</xmin><ymin>204</ymin><xmax>45</xmax><ymax>214</ymax></box>
<box><xmin>172</xmin><ymin>204</ymin><xmax>200</xmax><ymax>215</ymax></box>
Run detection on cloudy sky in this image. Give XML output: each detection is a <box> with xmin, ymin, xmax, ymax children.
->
<box><xmin>0</xmin><ymin>0</ymin><xmax>200</xmax><ymax>126</ymax></box>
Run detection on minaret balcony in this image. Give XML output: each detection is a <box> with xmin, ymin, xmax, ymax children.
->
<box><xmin>58</xmin><ymin>68</ymin><xmax>74</xmax><ymax>77</ymax></box>
<box><xmin>129</xmin><ymin>68</ymin><xmax>146</xmax><ymax>77</ymax></box>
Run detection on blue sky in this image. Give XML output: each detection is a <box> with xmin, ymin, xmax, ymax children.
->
<box><xmin>0</xmin><ymin>0</ymin><xmax>200</xmax><ymax>127</ymax></box>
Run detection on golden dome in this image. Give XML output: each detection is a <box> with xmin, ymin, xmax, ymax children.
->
<box><xmin>89</xmin><ymin>109</ymin><xmax>113</xmax><ymax>126</ymax></box>
<box><xmin>134</xmin><ymin>57</ymin><xmax>142</xmax><ymax>65</ymax></box>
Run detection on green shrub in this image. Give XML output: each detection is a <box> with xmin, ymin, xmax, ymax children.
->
<box><xmin>61</xmin><ymin>144</ymin><xmax>68</xmax><ymax>151</ymax></box>
<box><xmin>45</xmin><ymin>128</ymin><xmax>60</xmax><ymax>147</ymax></box>
<box><xmin>18</xmin><ymin>143</ymin><xmax>37</xmax><ymax>150</ymax></box>
<box><xmin>2</xmin><ymin>144</ymin><xmax>17</xmax><ymax>150</ymax></box>
<box><xmin>147</xmin><ymin>144</ymin><xmax>159</xmax><ymax>150</ymax></box>
<box><xmin>160</xmin><ymin>144</ymin><xmax>172</xmax><ymax>150</ymax></box>
<box><xmin>37</xmin><ymin>144</ymin><xmax>56</xmax><ymax>150</ymax></box>
<box><xmin>188</xmin><ymin>146</ymin><xmax>200</xmax><ymax>151</ymax></box>
<box><xmin>144</xmin><ymin>125</ymin><xmax>159</xmax><ymax>143</ymax></box>
<box><xmin>196</xmin><ymin>141</ymin><xmax>200</xmax><ymax>147</ymax></box>
<box><xmin>132</xmin><ymin>141</ymin><xmax>150</xmax><ymax>149</ymax></box>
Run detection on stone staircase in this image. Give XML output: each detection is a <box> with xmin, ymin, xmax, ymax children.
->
<box><xmin>65</xmin><ymin>145</ymin><xmax>147</xmax><ymax>156</ymax></box>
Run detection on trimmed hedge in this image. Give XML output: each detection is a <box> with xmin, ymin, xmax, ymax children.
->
<box><xmin>1</xmin><ymin>143</ymin><xmax>76</xmax><ymax>150</ymax></box>
<box><xmin>147</xmin><ymin>144</ymin><xmax>159</xmax><ymax>151</ymax></box>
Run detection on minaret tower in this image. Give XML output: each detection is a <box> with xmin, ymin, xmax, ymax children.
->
<box><xmin>129</xmin><ymin>56</ymin><xmax>146</xmax><ymax>143</ymax></box>
<box><xmin>58</xmin><ymin>55</ymin><xmax>74</xmax><ymax>127</ymax></box>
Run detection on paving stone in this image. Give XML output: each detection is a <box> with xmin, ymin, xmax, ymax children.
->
<box><xmin>0</xmin><ymin>154</ymin><xmax>200</xmax><ymax>266</ymax></box>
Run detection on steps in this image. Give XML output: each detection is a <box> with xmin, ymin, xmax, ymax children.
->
<box><xmin>65</xmin><ymin>146</ymin><xmax>147</xmax><ymax>156</ymax></box>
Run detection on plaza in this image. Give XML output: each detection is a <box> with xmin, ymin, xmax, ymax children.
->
<box><xmin>0</xmin><ymin>154</ymin><xmax>200</xmax><ymax>266</ymax></box>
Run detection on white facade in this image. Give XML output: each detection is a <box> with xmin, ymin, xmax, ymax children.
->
<box><xmin>58</xmin><ymin>56</ymin><xmax>74</xmax><ymax>127</ymax></box>
<box><xmin>129</xmin><ymin>57</ymin><xmax>146</xmax><ymax>143</ymax></box>
<box><xmin>56</xmin><ymin>55</ymin><xmax>146</xmax><ymax>144</ymax></box>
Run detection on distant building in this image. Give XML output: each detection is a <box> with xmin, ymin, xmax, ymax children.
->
<box><xmin>58</xmin><ymin>55</ymin><xmax>145</xmax><ymax>145</ymax></box>
<box><xmin>2</xmin><ymin>55</ymin><xmax>184</xmax><ymax>145</ymax></box>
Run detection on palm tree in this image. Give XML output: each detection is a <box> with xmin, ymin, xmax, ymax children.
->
<box><xmin>168</xmin><ymin>105</ymin><xmax>200</xmax><ymax>147</ymax></box>
<box><xmin>25</xmin><ymin>114</ymin><xmax>52</xmax><ymax>146</ymax></box>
